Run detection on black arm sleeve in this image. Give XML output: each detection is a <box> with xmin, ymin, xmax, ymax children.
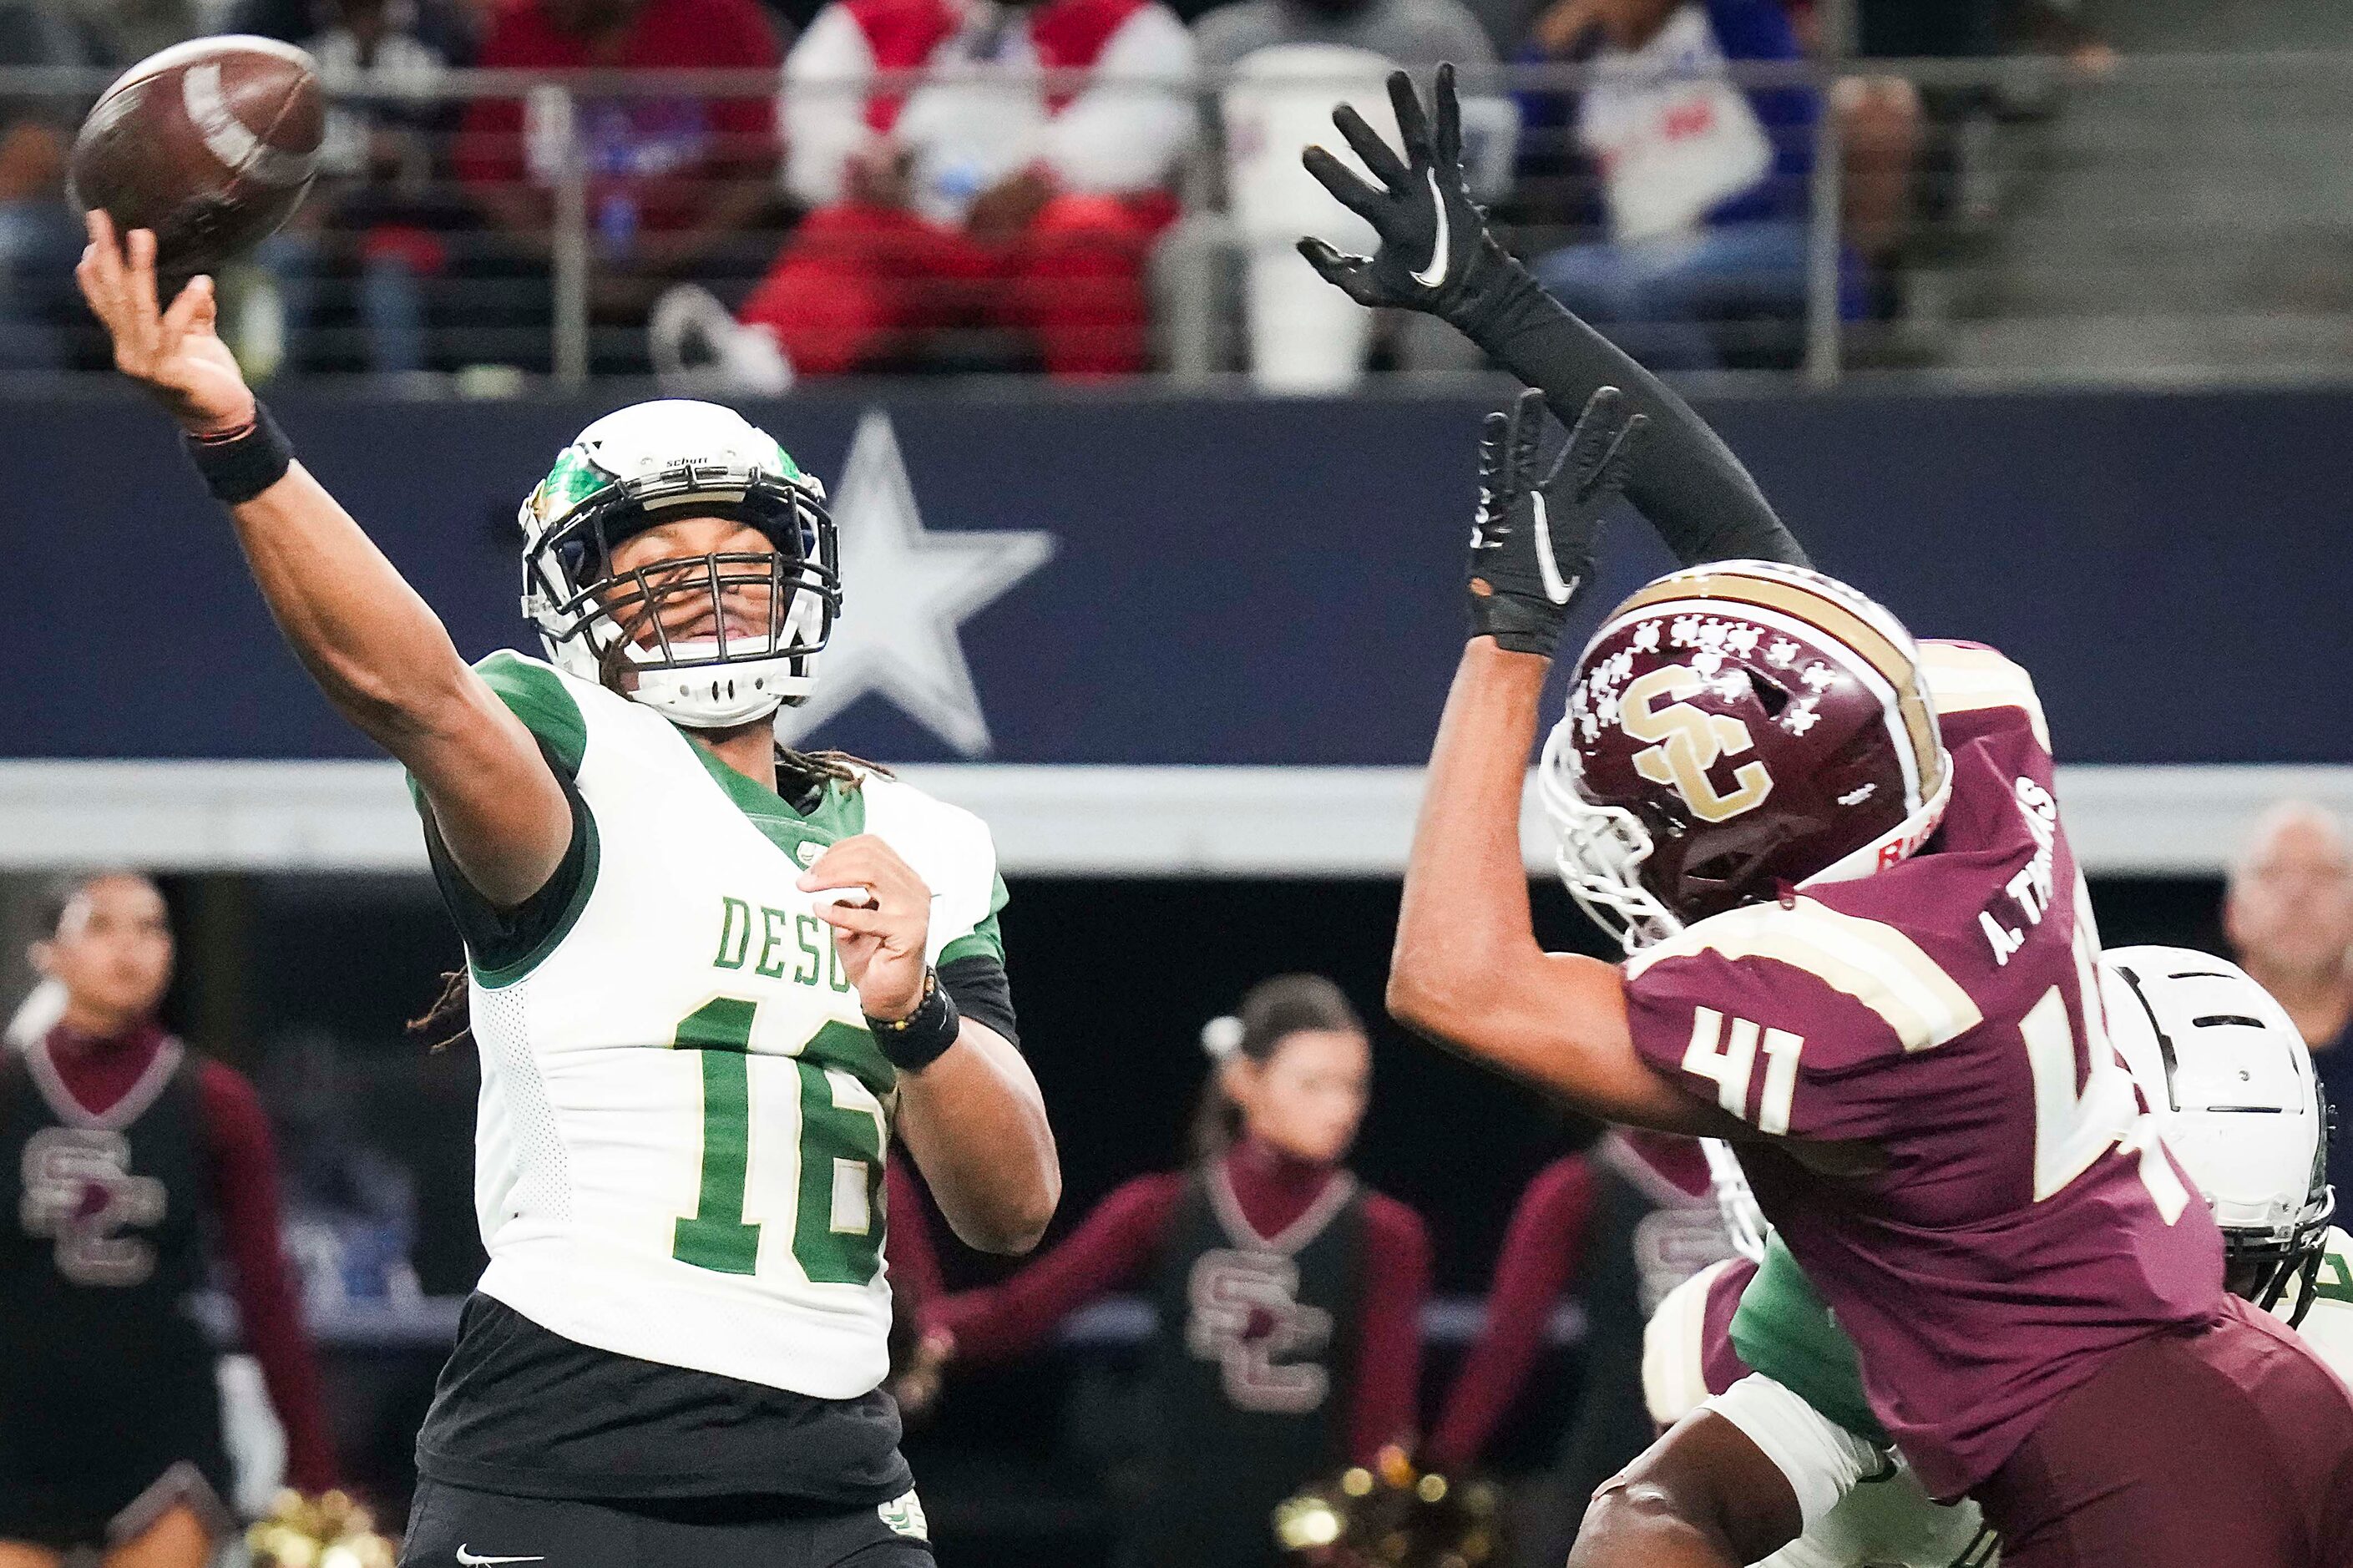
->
<box><xmin>1458</xmin><ymin>257</ymin><xmax>1810</xmax><ymax>570</ymax></box>
<box><xmin>939</xmin><ymin>955</ymin><xmax>1019</xmax><ymax>1051</ymax></box>
<box><xmin>420</xmin><ymin>742</ymin><xmax>594</xmax><ymax>976</ymax></box>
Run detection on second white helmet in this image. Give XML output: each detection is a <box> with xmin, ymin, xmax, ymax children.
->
<box><xmin>2102</xmin><ymin>946</ymin><xmax>2335</xmax><ymax>1323</ymax></box>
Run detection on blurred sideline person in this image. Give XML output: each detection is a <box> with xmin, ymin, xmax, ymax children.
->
<box><xmin>0</xmin><ymin>872</ymin><xmax>337</xmax><ymax>1568</ymax></box>
<box><xmin>878</xmin><ymin>1161</ymin><xmax>954</xmax><ymax>1422</ymax></box>
<box><xmin>74</xmin><ymin>215</ymin><xmax>1058</xmax><ymax>1568</ymax></box>
<box><xmin>2226</xmin><ymin>802</ymin><xmax>2353</xmax><ymax>1201</ymax></box>
<box><xmin>1429</xmin><ymin>1131</ymin><xmax>1741</xmax><ymax>1561</ymax></box>
<box><xmin>934</xmin><ymin>976</ymin><xmax>1430</xmax><ymax>1568</ymax></box>
<box><xmin>1615</xmin><ymin>947</ymin><xmax>2347</xmax><ymax>1568</ymax></box>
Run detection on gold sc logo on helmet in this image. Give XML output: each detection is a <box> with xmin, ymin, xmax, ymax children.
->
<box><xmin>1621</xmin><ymin>666</ymin><xmax>1774</xmax><ymax>823</ymax></box>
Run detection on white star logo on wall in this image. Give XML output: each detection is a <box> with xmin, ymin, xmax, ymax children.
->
<box><xmin>776</xmin><ymin>410</ymin><xmax>1056</xmax><ymax>757</ymax></box>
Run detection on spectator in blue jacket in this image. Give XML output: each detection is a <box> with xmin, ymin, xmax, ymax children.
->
<box><xmin>1515</xmin><ymin>0</ymin><xmax>1860</xmax><ymax>370</ymax></box>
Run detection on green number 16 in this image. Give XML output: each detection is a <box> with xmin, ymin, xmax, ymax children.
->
<box><xmin>669</xmin><ymin>997</ymin><xmax>888</xmax><ymax>1285</ymax></box>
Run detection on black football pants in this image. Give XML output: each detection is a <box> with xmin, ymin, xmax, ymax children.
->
<box><xmin>400</xmin><ymin>1479</ymin><xmax>937</xmax><ymax>1568</ymax></box>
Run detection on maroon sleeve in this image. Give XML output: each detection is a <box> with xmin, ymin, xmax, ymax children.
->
<box><xmin>1622</xmin><ymin>926</ymin><xmax>1929</xmax><ymax>1141</ymax></box>
<box><xmin>1425</xmin><ymin>1155</ymin><xmax>1598</xmax><ymax>1471</ymax></box>
<box><xmin>934</xmin><ymin>1172</ymin><xmax>1184</xmax><ymax>1363</ymax></box>
<box><xmin>1346</xmin><ymin>1192</ymin><xmax>1430</xmax><ymax>1466</ymax></box>
<box><xmin>198</xmin><ymin>1061</ymin><xmax>339</xmax><ymax>1493</ymax></box>
<box><xmin>885</xmin><ymin>1161</ymin><xmax>947</xmax><ymax>1313</ymax></box>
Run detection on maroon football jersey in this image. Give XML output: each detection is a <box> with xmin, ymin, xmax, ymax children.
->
<box><xmin>1621</xmin><ymin>640</ymin><xmax>2224</xmax><ymax>1500</ymax></box>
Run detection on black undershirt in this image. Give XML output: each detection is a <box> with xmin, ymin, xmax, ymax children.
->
<box><xmin>415</xmin><ymin>1296</ymin><xmax>914</xmax><ymax>1504</ymax></box>
<box><xmin>419</xmin><ymin>740</ymin><xmax>593</xmax><ymax>979</ymax></box>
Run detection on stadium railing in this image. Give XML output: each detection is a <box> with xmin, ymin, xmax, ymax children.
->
<box><xmin>183</xmin><ymin>1286</ymin><xmax>1585</xmax><ymax>1353</ymax></box>
<box><xmin>2</xmin><ymin>51</ymin><xmax>2348</xmax><ymax>389</ymax></box>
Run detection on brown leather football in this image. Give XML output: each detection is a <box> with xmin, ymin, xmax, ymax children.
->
<box><xmin>70</xmin><ymin>36</ymin><xmax>323</xmax><ymax>286</ymax></box>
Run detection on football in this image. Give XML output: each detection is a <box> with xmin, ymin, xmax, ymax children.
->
<box><xmin>70</xmin><ymin>36</ymin><xmax>323</xmax><ymax>286</ymax></box>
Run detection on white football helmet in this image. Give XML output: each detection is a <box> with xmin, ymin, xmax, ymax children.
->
<box><xmin>2101</xmin><ymin>946</ymin><xmax>2335</xmax><ymax>1324</ymax></box>
<box><xmin>519</xmin><ymin>400</ymin><xmax>837</xmax><ymax>730</ymax></box>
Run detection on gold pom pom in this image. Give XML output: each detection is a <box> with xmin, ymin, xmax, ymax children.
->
<box><xmin>247</xmin><ymin>1490</ymin><xmax>396</xmax><ymax>1568</ymax></box>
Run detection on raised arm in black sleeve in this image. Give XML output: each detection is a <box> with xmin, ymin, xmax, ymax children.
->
<box><xmin>1453</xmin><ymin>264</ymin><xmax>1806</xmax><ymax>569</ymax></box>
<box><xmin>1298</xmin><ymin>64</ymin><xmax>1809</xmax><ymax>571</ymax></box>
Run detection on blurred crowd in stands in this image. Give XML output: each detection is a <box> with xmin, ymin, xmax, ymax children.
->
<box><xmin>0</xmin><ymin>0</ymin><xmax>2116</xmax><ymax>382</ymax></box>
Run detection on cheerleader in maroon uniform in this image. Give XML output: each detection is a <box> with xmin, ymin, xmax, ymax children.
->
<box><xmin>934</xmin><ymin>975</ymin><xmax>1430</xmax><ymax>1568</ymax></box>
<box><xmin>1430</xmin><ymin>1131</ymin><xmax>1741</xmax><ymax>1563</ymax></box>
<box><xmin>0</xmin><ymin>873</ymin><xmax>337</xmax><ymax>1568</ymax></box>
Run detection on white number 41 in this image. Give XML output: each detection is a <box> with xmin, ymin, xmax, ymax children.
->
<box><xmin>1683</xmin><ymin>1007</ymin><xmax>1804</xmax><ymax>1136</ymax></box>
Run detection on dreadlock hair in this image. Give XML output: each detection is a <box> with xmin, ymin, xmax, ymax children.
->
<box><xmin>406</xmin><ymin>732</ymin><xmax>888</xmax><ymax>1052</ymax></box>
<box><xmin>1188</xmin><ymin>974</ymin><xmax>1364</xmax><ymax>1165</ymax></box>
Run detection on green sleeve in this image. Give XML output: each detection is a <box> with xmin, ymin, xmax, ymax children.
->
<box><xmin>939</xmin><ymin>871</ymin><xmax>1010</xmax><ymax>968</ymax></box>
<box><xmin>407</xmin><ymin>650</ymin><xmax>599</xmax><ymax>985</ymax></box>
<box><xmin>1729</xmin><ymin>1237</ymin><xmax>1889</xmax><ymax>1448</ymax></box>
<box><xmin>474</xmin><ymin>649</ymin><xmax>589</xmax><ymax>776</ymax></box>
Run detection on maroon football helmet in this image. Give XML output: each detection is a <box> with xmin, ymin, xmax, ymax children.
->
<box><xmin>1537</xmin><ymin>561</ymin><xmax>1952</xmax><ymax>950</ymax></box>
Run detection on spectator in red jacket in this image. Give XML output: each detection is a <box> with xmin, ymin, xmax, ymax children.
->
<box><xmin>457</xmin><ymin>0</ymin><xmax>783</xmax><ymax>369</ymax></box>
<box><xmin>740</xmin><ymin>0</ymin><xmax>1196</xmax><ymax>377</ymax></box>
<box><xmin>933</xmin><ymin>975</ymin><xmax>1429</xmax><ymax>1568</ymax></box>
<box><xmin>1</xmin><ymin>872</ymin><xmax>337</xmax><ymax>1567</ymax></box>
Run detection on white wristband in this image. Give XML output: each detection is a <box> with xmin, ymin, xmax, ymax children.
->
<box><xmin>1702</xmin><ymin>1373</ymin><xmax>1884</xmax><ymax>1532</ymax></box>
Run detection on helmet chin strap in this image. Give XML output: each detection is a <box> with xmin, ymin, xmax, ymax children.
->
<box><xmin>620</xmin><ymin>638</ymin><xmax>816</xmax><ymax>729</ymax></box>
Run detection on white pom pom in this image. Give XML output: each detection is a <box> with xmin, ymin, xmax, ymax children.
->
<box><xmin>4</xmin><ymin>979</ymin><xmax>66</xmax><ymax>1050</ymax></box>
<box><xmin>1200</xmin><ymin>1014</ymin><xmax>1245</xmax><ymax>1060</ymax></box>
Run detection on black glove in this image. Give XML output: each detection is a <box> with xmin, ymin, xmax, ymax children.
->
<box><xmin>1468</xmin><ymin>387</ymin><xmax>1647</xmax><ymax>656</ymax></box>
<box><xmin>1297</xmin><ymin>63</ymin><xmax>1511</xmax><ymax>327</ymax></box>
<box><xmin>1298</xmin><ymin>67</ymin><xmax>1808</xmax><ymax>575</ymax></box>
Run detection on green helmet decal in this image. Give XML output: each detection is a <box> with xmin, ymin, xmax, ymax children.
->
<box><xmin>530</xmin><ymin>446</ymin><xmax>615</xmax><ymax>531</ymax></box>
<box><xmin>514</xmin><ymin>400</ymin><xmax>842</xmax><ymax>728</ymax></box>
<box><xmin>765</xmin><ymin>435</ymin><xmax>804</xmax><ymax>483</ymax></box>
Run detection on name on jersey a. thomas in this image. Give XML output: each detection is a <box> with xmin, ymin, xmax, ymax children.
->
<box><xmin>1980</xmin><ymin>777</ymin><xmax>2059</xmax><ymax>967</ymax></box>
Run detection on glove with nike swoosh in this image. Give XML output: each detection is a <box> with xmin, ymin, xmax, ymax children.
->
<box><xmin>1468</xmin><ymin>387</ymin><xmax>1647</xmax><ymax>657</ymax></box>
<box><xmin>1298</xmin><ymin>63</ymin><xmax>1511</xmax><ymax>327</ymax></box>
<box><xmin>1299</xmin><ymin>67</ymin><xmax>1814</xmax><ymax>582</ymax></box>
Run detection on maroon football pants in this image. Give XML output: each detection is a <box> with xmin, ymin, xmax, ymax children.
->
<box><xmin>1976</xmin><ymin>1296</ymin><xmax>2353</xmax><ymax>1567</ymax></box>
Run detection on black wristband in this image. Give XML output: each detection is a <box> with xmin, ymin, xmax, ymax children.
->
<box><xmin>868</xmin><ymin>968</ymin><xmax>960</xmax><ymax>1073</ymax></box>
<box><xmin>1469</xmin><ymin>592</ymin><xmax>1564</xmax><ymax>658</ymax></box>
<box><xmin>184</xmin><ymin>402</ymin><xmax>294</xmax><ymax>506</ymax></box>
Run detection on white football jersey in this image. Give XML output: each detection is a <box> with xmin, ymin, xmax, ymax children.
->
<box><xmin>453</xmin><ymin>651</ymin><xmax>1004</xmax><ymax>1399</ymax></box>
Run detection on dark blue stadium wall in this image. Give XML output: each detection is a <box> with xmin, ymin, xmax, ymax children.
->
<box><xmin>13</xmin><ymin>384</ymin><xmax>2351</xmax><ymax>763</ymax></box>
